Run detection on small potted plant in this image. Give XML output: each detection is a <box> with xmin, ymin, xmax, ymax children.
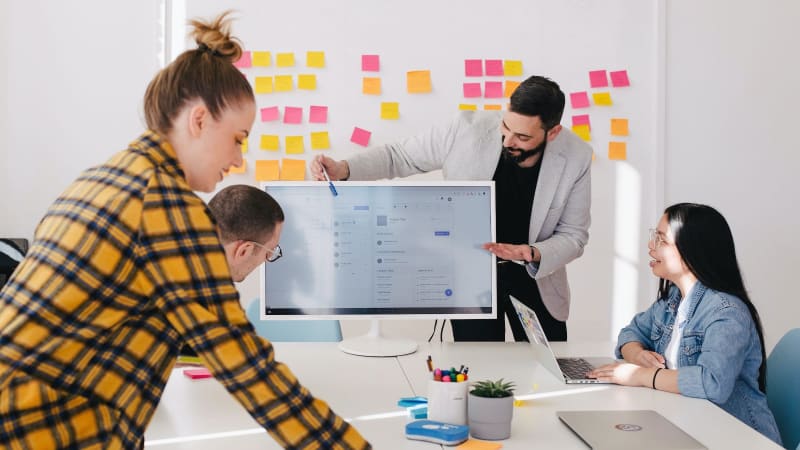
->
<box><xmin>467</xmin><ymin>378</ymin><xmax>516</xmax><ymax>440</ymax></box>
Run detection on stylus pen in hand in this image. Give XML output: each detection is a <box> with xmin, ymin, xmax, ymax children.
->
<box><xmin>321</xmin><ymin>166</ymin><xmax>338</xmax><ymax>197</ymax></box>
<box><xmin>497</xmin><ymin>259</ymin><xmax>527</xmax><ymax>266</ymax></box>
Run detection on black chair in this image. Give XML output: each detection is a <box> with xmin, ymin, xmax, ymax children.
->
<box><xmin>0</xmin><ymin>238</ymin><xmax>28</xmax><ymax>288</ymax></box>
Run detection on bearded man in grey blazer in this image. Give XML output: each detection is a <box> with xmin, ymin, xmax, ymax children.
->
<box><xmin>312</xmin><ymin>75</ymin><xmax>592</xmax><ymax>342</ymax></box>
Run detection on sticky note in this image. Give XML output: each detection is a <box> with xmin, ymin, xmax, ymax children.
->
<box><xmin>455</xmin><ymin>439</ymin><xmax>503</xmax><ymax>450</ymax></box>
<box><xmin>381</xmin><ymin>102</ymin><xmax>399</xmax><ymax>120</ymax></box>
<box><xmin>465</xmin><ymin>59</ymin><xmax>483</xmax><ymax>77</ymax></box>
<box><xmin>611</xmin><ymin>118</ymin><xmax>629</xmax><ymax>136</ymax></box>
<box><xmin>572</xmin><ymin>124</ymin><xmax>591</xmax><ymax>141</ymax></box>
<box><xmin>255</xmin><ymin>76</ymin><xmax>273</xmax><ymax>94</ymax></box>
<box><xmin>504</xmin><ymin>60</ymin><xmax>523</xmax><ymax>76</ymax></box>
<box><xmin>183</xmin><ymin>368</ymin><xmax>212</xmax><ymax>379</ymax></box>
<box><xmin>274</xmin><ymin>75</ymin><xmax>293</xmax><ymax>92</ymax></box>
<box><xmin>459</xmin><ymin>104</ymin><xmax>477</xmax><ymax>111</ymax></box>
<box><xmin>241</xmin><ymin>138</ymin><xmax>248</xmax><ymax>153</ymax></box>
<box><xmin>351</xmin><ymin>127</ymin><xmax>371</xmax><ymax>147</ymax></box>
<box><xmin>283</xmin><ymin>106</ymin><xmax>303</xmax><ymax>124</ymax></box>
<box><xmin>363</xmin><ymin>77</ymin><xmax>381</xmax><ymax>95</ymax></box>
<box><xmin>227</xmin><ymin>160</ymin><xmax>246</xmax><ymax>174</ymax></box>
<box><xmin>504</xmin><ymin>80</ymin><xmax>520</xmax><ymax>98</ymax></box>
<box><xmin>589</xmin><ymin>69</ymin><xmax>609</xmax><ymax>88</ymax></box>
<box><xmin>298</xmin><ymin>74</ymin><xmax>317</xmax><ymax>90</ymax></box>
<box><xmin>310</xmin><ymin>131</ymin><xmax>330</xmax><ymax>150</ymax></box>
<box><xmin>608</xmin><ymin>141</ymin><xmax>627</xmax><ymax>160</ymax></box>
<box><xmin>485</xmin><ymin>59</ymin><xmax>503</xmax><ymax>76</ymax></box>
<box><xmin>276</xmin><ymin>52</ymin><xmax>295</xmax><ymax>67</ymax></box>
<box><xmin>362</xmin><ymin>54</ymin><xmax>380</xmax><ymax>71</ymax></box>
<box><xmin>570</xmin><ymin>91</ymin><xmax>590</xmax><ymax>109</ymax></box>
<box><xmin>233</xmin><ymin>51</ymin><xmax>251</xmax><ymax>68</ymax></box>
<box><xmin>252</xmin><ymin>51</ymin><xmax>271</xmax><ymax>67</ymax></box>
<box><xmin>260</xmin><ymin>135</ymin><xmax>280</xmax><ymax>151</ymax></box>
<box><xmin>407</xmin><ymin>70</ymin><xmax>432</xmax><ymax>94</ymax></box>
<box><xmin>463</xmin><ymin>82</ymin><xmax>481</xmax><ymax>98</ymax></box>
<box><xmin>309</xmin><ymin>105</ymin><xmax>328</xmax><ymax>124</ymax></box>
<box><xmin>610</xmin><ymin>70</ymin><xmax>630</xmax><ymax>87</ymax></box>
<box><xmin>306</xmin><ymin>51</ymin><xmax>325</xmax><ymax>68</ymax></box>
<box><xmin>484</xmin><ymin>104</ymin><xmax>502</xmax><ymax>110</ymax></box>
<box><xmin>484</xmin><ymin>81</ymin><xmax>503</xmax><ymax>98</ymax></box>
<box><xmin>572</xmin><ymin>114</ymin><xmax>591</xmax><ymax>129</ymax></box>
<box><xmin>255</xmin><ymin>160</ymin><xmax>280</xmax><ymax>181</ymax></box>
<box><xmin>280</xmin><ymin>158</ymin><xmax>306</xmax><ymax>181</ymax></box>
<box><xmin>592</xmin><ymin>92</ymin><xmax>613</xmax><ymax>106</ymax></box>
<box><xmin>285</xmin><ymin>136</ymin><xmax>304</xmax><ymax>154</ymax></box>
<box><xmin>260</xmin><ymin>106</ymin><xmax>280</xmax><ymax>122</ymax></box>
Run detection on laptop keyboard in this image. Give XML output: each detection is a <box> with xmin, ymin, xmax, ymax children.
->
<box><xmin>557</xmin><ymin>357</ymin><xmax>595</xmax><ymax>380</ymax></box>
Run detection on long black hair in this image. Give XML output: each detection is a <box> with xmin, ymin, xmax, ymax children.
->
<box><xmin>657</xmin><ymin>203</ymin><xmax>767</xmax><ymax>392</ymax></box>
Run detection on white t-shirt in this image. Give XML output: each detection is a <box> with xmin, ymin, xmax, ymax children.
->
<box><xmin>665</xmin><ymin>283</ymin><xmax>696</xmax><ymax>369</ymax></box>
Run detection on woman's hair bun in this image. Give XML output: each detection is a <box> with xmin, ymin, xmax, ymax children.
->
<box><xmin>189</xmin><ymin>10</ymin><xmax>243</xmax><ymax>63</ymax></box>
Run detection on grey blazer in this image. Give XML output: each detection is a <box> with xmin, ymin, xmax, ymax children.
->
<box><xmin>347</xmin><ymin>111</ymin><xmax>592</xmax><ymax>321</ymax></box>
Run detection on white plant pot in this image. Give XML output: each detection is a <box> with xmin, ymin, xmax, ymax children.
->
<box><xmin>467</xmin><ymin>393</ymin><xmax>514</xmax><ymax>440</ymax></box>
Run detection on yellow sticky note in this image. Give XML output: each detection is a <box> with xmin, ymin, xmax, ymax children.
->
<box><xmin>255</xmin><ymin>76</ymin><xmax>273</xmax><ymax>94</ymax></box>
<box><xmin>274</xmin><ymin>75</ymin><xmax>293</xmax><ymax>92</ymax></box>
<box><xmin>381</xmin><ymin>102</ymin><xmax>399</xmax><ymax>120</ymax></box>
<box><xmin>407</xmin><ymin>70</ymin><xmax>432</xmax><ymax>94</ymax></box>
<box><xmin>504</xmin><ymin>60</ymin><xmax>523</xmax><ymax>76</ymax></box>
<box><xmin>609</xmin><ymin>141</ymin><xmax>627</xmax><ymax>160</ymax></box>
<box><xmin>363</xmin><ymin>77</ymin><xmax>381</xmax><ymax>95</ymax></box>
<box><xmin>504</xmin><ymin>80</ymin><xmax>521</xmax><ymax>98</ymax></box>
<box><xmin>227</xmin><ymin>160</ymin><xmax>246</xmax><ymax>175</ymax></box>
<box><xmin>310</xmin><ymin>131</ymin><xmax>330</xmax><ymax>150</ymax></box>
<box><xmin>260</xmin><ymin>135</ymin><xmax>280</xmax><ymax>151</ymax></box>
<box><xmin>285</xmin><ymin>136</ymin><xmax>304</xmax><ymax>154</ymax></box>
<box><xmin>459</xmin><ymin>104</ymin><xmax>477</xmax><ymax>111</ymax></box>
<box><xmin>252</xmin><ymin>51</ymin><xmax>271</xmax><ymax>67</ymax></box>
<box><xmin>306</xmin><ymin>51</ymin><xmax>325</xmax><ymax>68</ymax></box>
<box><xmin>298</xmin><ymin>74</ymin><xmax>317</xmax><ymax>90</ymax></box>
<box><xmin>484</xmin><ymin>104</ymin><xmax>502</xmax><ymax>110</ymax></box>
<box><xmin>455</xmin><ymin>439</ymin><xmax>503</xmax><ymax>450</ymax></box>
<box><xmin>276</xmin><ymin>52</ymin><xmax>295</xmax><ymax>67</ymax></box>
<box><xmin>592</xmin><ymin>92</ymin><xmax>613</xmax><ymax>106</ymax></box>
<box><xmin>572</xmin><ymin>124</ymin><xmax>591</xmax><ymax>141</ymax></box>
<box><xmin>241</xmin><ymin>138</ymin><xmax>248</xmax><ymax>153</ymax></box>
<box><xmin>611</xmin><ymin>118</ymin><xmax>629</xmax><ymax>136</ymax></box>
<box><xmin>255</xmin><ymin>160</ymin><xmax>280</xmax><ymax>181</ymax></box>
<box><xmin>280</xmin><ymin>158</ymin><xmax>306</xmax><ymax>181</ymax></box>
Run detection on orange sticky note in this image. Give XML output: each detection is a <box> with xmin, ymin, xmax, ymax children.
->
<box><xmin>363</xmin><ymin>77</ymin><xmax>381</xmax><ymax>95</ymax></box>
<box><xmin>255</xmin><ymin>160</ymin><xmax>280</xmax><ymax>181</ymax></box>
<box><xmin>504</xmin><ymin>80</ymin><xmax>520</xmax><ymax>98</ymax></box>
<box><xmin>503</xmin><ymin>60</ymin><xmax>523</xmax><ymax>76</ymax></box>
<box><xmin>572</xmin><ymin>124</ymin><xmax>591</xmax><ymax>142</ymax></box>
<box><xmin>298</xmin><ymin>74</ymin><xmax>317</xmax><ymax>90</ymax></box>
<box><xmin>608</xmin><ymin>141</ymin><xmax>627</xmax><ymax>160</ymax></box>
<box><xmin>274</xmin><ymin>75</ymin><xmax>293</xmax><ymax>92</ymax></box>
<box><xmin>484</xmin><ymin>104</ymin><xmax>502</xmax><ymax>110</ymax></box>
<box><xmin>241</xmin><ymin>138</ymin><xmax>248</xmax><ymax>153</ymax></box>
<box><xmin>407</xmin><ymin>70</ymin><xmax>432</xmax><ymax>94</ymax></box>
<box><xmin>276</xmin><ymin>52</ymin><xmax>295</xmax><ymax>67</ymax></box>
<box><xmin>252</xmin><ymin>51</ymin><xmax>271</xmax><ymax>67</ymax></box>
<box><xmin>459</xmin><ymin>104</ymin><xmax>477</xmax><ymax>111</ymax></box>
<box><xmin>381</xmin><ymin>102</ymin><xmax>399</xmax><ymax>120</ymax></box>
<box><xmin>280</xmin><ymin>158</ymin><xmax>306</xmax><ymax>181</ymax></box>
<box><xmin>592</xmin><ymin>92</ymin><xmax>613</xmax><ymax>106</ymax></box>
<box><xmin>455</xmin><ymin>439</ymin><xmax>503</xmax><ymax>450</ymax></box>
<box><xmin>611</xmin><ymin>118</ymin><xmax>629</xmax><ymax>136</ymax></box>
<box><xmin>227</xmin><ymin>160</ymin><xmax>246</xmax><ymax>175</ymax></box>
<box><xmin>285</xmin><ymin>136</ymin><xmax>304</xmax><ymax>154</ymax></box>
<box><xmin>310</xmin><ymin>131</ymin><xmax>330</xmax><ymax>150</ymax></box>
<box><xmin>260</xmin><ymin>135</ymin><xmax>280</xmax><ymax>151</ymax></box>
<box><xmin>306</xmin><ymin>51</ymin><xmax>325</xmax><ymax>68</ymax></box>
<box><xmin>255</xmin><ymin>76</ymin><xmax>273</xmax><ymax>94</ymax></box>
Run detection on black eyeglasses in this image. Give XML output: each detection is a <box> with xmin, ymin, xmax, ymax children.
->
<box><xmin>249</xmin><ymin>241</ymin><xmax>282</xmax><ymax>262</ymax></box>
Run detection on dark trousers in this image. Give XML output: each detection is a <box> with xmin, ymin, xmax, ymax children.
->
<box><xmin>451</xmin><ymin>264</ymin><xmax>567</xmax><ymax>342</ymax></box>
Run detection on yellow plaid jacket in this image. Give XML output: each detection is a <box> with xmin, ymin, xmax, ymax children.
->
<box><xmin>0</xmin><ymin>132</ymin><xmax>370</xmax><ymax>449</ymax></box>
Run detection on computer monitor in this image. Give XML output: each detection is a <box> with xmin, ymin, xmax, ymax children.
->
<box><xmin>258</xmin><ymin>181</ymin><xmax>496</xmax><ymax>357</ymax></box>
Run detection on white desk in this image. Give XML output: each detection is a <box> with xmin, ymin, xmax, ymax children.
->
<box><xmin>145</xmin><ymin>342</ymin><xmax>781</xmax><ymax>449</ymax></box>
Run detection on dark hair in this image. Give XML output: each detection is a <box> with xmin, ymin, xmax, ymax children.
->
<box><xmin>508</xmin><ymin>75</ymin><xmax>566</xmax><ymax>130</ymax></box>
<box><xmin>208</xmin><ymin>185</ymin><xmax>284</xmax><ymax>244</ymax></box>
<box><xmin>143</xmin><ymin>11</ymin><xmax>254</xmax><ymax>135</ymax></box>
<box><xmin>658</xmin><ymin>203</ymin><xmax>767</xmax><ymax>392</ymax></box>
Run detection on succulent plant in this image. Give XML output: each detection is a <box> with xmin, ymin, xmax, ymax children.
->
<box><xmin>469</xmin><ymin>378</ymin><xmax>516</xmax><ymax>398</ymax></box>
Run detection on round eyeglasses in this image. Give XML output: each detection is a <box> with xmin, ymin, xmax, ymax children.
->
<box><xmin>648</xmin><ymin>228</ymin><xmax>668</xmax><ymax>249</ymax></box>
<box><xmin>249</xmin><ymin>241</ymin><xmax>282</xmax><ymax>262</ymax></box>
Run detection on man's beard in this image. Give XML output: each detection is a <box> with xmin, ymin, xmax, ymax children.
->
<box><xmin>501</xmin><ymin>137</ymin><xmax>548</xmax><ymax>165</ymax></box>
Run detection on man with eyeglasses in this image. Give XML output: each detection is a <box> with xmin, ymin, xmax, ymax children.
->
<box><xmin>311</xmin><ymin>75</ymin><xmax>592</xmax><ymax>343</ymax></box>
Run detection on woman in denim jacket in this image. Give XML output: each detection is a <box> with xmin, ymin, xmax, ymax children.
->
<box><xmin>588</xmin><ymin>203</ymin><xmax>782</xmax><ymax>445</ymax></box>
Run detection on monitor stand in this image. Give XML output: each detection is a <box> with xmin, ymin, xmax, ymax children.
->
<box><xmin>338</xmin><ymin>319</ymin><xmax>418</xmax><ymax>357</ymax></box>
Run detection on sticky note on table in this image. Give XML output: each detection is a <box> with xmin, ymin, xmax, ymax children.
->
<box><xmin>255</xmin><ymin>76</ymin><xmax>273</xmax><ymax>94</ymax></box>
<box><xmin>227</xmin><ymin>160</ymin><xmax>246</xmax><ymax>175</ymax></box>
<box><xmin>407</xmin><ymin>70</ymin><xmax>432</xmax><ymax>93</ymax></box>
<box><xmin>465</xmin><ymin>59</ymin><xmax>483</xmax><ymax>77</ymax></box>
<box><xmin>252</xmin><ymin>51</ymin><xmax>271</xmax><ymax>67</ymax></box>
<box><xmin>310</xmin><ymin>131</ymin><xmax>330</xmax><ymax>150</ymax></box>
<box><xmin>592</xmin><ymin>92</ymin><xmax>613</xmax><ymax>106</ymax></box>
<box><xmin>570</xmin><ymin>91</ymin><xmax>590</xmax><ymax>109</ymax></box>
<box><xmin>484</xmin><ymin>81</ymin><xmax>503</xmax><ymax>98</ymax></box>
<box><xmin>572</xmin><ymin>114</ymin><xmax>591</xmax><ymax>129</ymax></box>
<box><xmin>363</xmin><ymin>77</ymin><xmax>381</xmax><ymax>95</ymax></box>
<box><xmin>572</xmin><ymin>124</ymin><xmax>591</xmax><ymax>141</ymax></box>
<box><xmin>351</xmin><ymin>127</ymin><xmax>371</xmax><ymax>147</ymax></box>
<box><xmin>459</xmin><ymin>104</ymin><xmax>477</xmax><ymax>111</ymax></box>
<box><xmin>298</xmin><ymin>74</ymin><xmax>317</xmax><ymax>90</ymax></box>
<box><xmin>276</xmin><ymin>52</ymin><xmax>295</xmax><ymax>67</ymax></box>
<box><xmin>608</xmin><ymin>141</ymin><xmax>627</xmax><ymax>160</ymax></box>
<box><xmin>274</xmin><ymin>75</ymin><xmax>294</xmax><ymax>92</ymax></box>
<box><xmin>504</xmin><ymin>80</ymin><xmax>520</xmax><ymax>98</ymax></box>
<box><xmin>306</xmin><ymin>51</ymin><xmax>325</xmax><ymax>68</ymax></box>
<box><xmin>504</xmin><ymin>60</ymin><xmax>523</xmax><ymax>76</ymax></box>
<box><xmin>455</xmin><ymin>439</ymin><xmax>503</xmax><ymax>450</ymax></box>
<box><xmin>255</xmin><ymin>160</ymin><xmax>280</xmax><ymax>181</ymax></box>
<box><xmin>381</xmin><ymin>102</ymin><xmax>399</xmax><ymax>120</ymax></box>
<box><xmin>280</xmin><ymin>158</ymin><xmax>306</xmax><ymax>180</ymax></box>
<box><xmin>589</xmin><ymin>69</ymin><xmax>609</xmax><ymax>88</ymax></box>
<box><xmin>610</xmin><ymin>70</ymin><xmax>630</xmax><ymax>87</ymax></box>
<box><xmin>183</xmin><ymin>368</ymin><xmax>212</xmax><ymax>379</ymax></box>
<box><xmin>284</xmin><ymin>106</ymin><xmax>303</xmax><ymax>124</ymax></box>
<box><xmin>484</xmin><ymin>59</ymin><xmax>503</xmax><ymax>76</ymax></box>
<box><xmin>610</xmin><ymin>118</ymin><xmax>629</xmax><ymax>136</ymax></box>
<box><xmin>260</xmin><ymin>106</ymin><xmax>280</xmax><ymax>122</ymax></box>
<box><xmin>463</xmin><ymin>82</ymin><xmax>481</xmax><ymax>98</ymax></box>
<box><xmin>309</xmin><ymin>105</ymin><xmax>328</xmax><ymax>123</ymax></box>
<box><xmin>362</xmin><ymin>54</ymin><xmax>380</xmax><ymax>71</ymax></box>
<box><xmin>260</xmin><ymin>135</ymin><xmax>280</xmax><ymax>151</ymax></box>
<box><xmin>233</xmin><ymin>51</ymin><xmax>251</xmax><ymax>68</ymax></box>
<box><xmin>285</xmin><ymin>136</ymin><xmax>304</xmax><ymax>154</ymax></box>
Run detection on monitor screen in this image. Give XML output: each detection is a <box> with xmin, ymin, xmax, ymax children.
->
<box><xmin>258</xmin><ymin>181</ymin><xmax>496</xmax><ymax>320</ymax></box>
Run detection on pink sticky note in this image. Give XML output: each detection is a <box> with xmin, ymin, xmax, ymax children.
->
<box><xmin>465</xmin><ymin>59</ymin><xmax>483</xmax><ymax>77</ymax></box>
<box><xmin>610</xmin><ymin>70</ymin><xmax>630</xmax><ymax>87</ymax></box>
<box><xmin>589</xmin><ymin>70</ymin><xmax>609</xmax><ymax>88</ymax></box>
<box><xmin>485</xmin><ymin>59</ymin><xmax>504</xmax><ymax>76</ymax></box>
<box><xmin>183</xmin><ymin>368</ymin><xmax>212</xmax><ymax>379</ymax></box>
<box><xmin>570</xmin><ymin>92</ymin><xmax>590</xmax><ymax>109</ymax></box>
<box><xmin>233</xmin><ymin>51</ymin><xmax>252</xmax><ymax>69</ymax></box>
<box><xmin>284</xmin><ymin>107</ymin><xmax>303</xmax><ymax>124</ymax></box>
<box><xmin>260</xmin><ymin>106</ymin><xmax>279</xmax><ymax>122</ymax></box>
<box><xmin>572</xmin><ymin>114</ymin><xmax>591</xmax><ymax>130</ymax></box>
<box><xmin>351</xmin><ymin>127</ymin><xmax>371</xmax><ymax>147</ymax></box>
<box><xmin>362</xmin><ymin>54</ymin><xmax>380</xmax><ymax>72</ymax></box>
<box><xmin>309</xmin><ymin>105</ymin><xmax>328</xmax><ymax>124</ymax></box>
<box><xmin>463</xmin><ymin>82</ymin><xmax>482</xmax><ymax>98</ymax></box>
<box><xmin>484</xmin><ymin>81</ymin><xmax>503</xmax><ymax>98</ymax></box>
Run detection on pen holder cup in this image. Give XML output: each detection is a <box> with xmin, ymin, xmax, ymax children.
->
<box><xmin>427</xmin><ymin>379</ymin><xmax>468</xmax><ymax>425</ymax></box>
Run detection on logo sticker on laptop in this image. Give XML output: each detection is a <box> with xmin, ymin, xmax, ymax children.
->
<box><xmin>614</xmin><ymin>424</ymin><xmax>643</xmax><ymax>432</ymax></box>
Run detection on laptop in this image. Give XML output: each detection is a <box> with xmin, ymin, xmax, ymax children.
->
<box><xmin>557</xmin><ymin>410</ymin><xmax>707</xmax><ymax>450</ymax></box>
<box><xmin>509</xmin><ymin>296</ymin><xmax>614</xmax><ymax>384</ymax></box>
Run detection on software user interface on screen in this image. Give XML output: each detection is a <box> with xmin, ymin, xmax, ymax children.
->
<box><xmin>259</xmin><ymin>181</ymin><xmax>495</xmax><ymax>319</ymax></box>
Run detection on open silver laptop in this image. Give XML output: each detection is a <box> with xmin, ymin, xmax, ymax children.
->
<box><xmin>510</xmin><ymin>296</ymin><xmax>614</xmax><ymax>384</ymax></box>
<box><xmin>557</xmin><ymin>410</ymin><xmax>707</xmax><ymax>450</ymax></box>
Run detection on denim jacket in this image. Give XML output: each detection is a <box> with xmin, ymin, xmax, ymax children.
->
<box><xmin>616</xmin><ymin>282</ymin><xmax>782</xmax><ymax>445</ymax></box>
